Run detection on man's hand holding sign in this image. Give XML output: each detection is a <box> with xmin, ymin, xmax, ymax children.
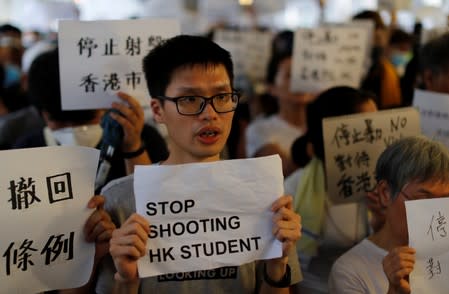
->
<box><xmin>109</xmin><ymin>155</ymin><xmax>301</xmax><ymax>292</ymax></box>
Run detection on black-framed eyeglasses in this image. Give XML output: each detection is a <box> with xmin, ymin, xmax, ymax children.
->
<box><xmin>155</xmin><ymin>92</ymin><xmax>240</xmax><ymax>116</ymax></box>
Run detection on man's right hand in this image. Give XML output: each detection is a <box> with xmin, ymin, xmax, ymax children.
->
<box><xmin>110</xmin><ymin>213</ymin><xmax>150</xmax><ymax>282</ymax></box>
<box><xmin>383</xmin><ymin>246</ymin><xmax>416</xmax><ymax>294</ymax></box>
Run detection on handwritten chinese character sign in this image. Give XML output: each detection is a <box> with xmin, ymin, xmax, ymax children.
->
<box><xmin>58</xmin><ymin>19</ymin><xmax>180</xmax><ymax>110</ymax></box>
<box><xmin>214</xmin><ymin>29</ymin><xmax>272</xmax><ymax>82</ymax></box>
<box><xmin>290</xmin><ymin>26</ymin><xmax>369</xmax><ymax>93</ymax></box>
<box><xmin>406</xmin><ymin>198</ymin><xmax>449</xmax><ymax>294</ymax></box>
<box><xmin>413</xmin><ymin>89</ymin><xmax>449</xmax><ymax>148</ymax></box>
<box><xmin>0</xmin><ymin>146</ymin><xmax>99</xmax><ymax>293</ymax></box>
<box><xmin>323</xmin><ymin>107</ymin><xmax>420</xmax><ymax>204</ymax></box>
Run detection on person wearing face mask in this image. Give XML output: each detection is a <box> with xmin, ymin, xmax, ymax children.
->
<box><xmin>353</xmin><ymin>10</ymin><xmax>402</xmax><ymax>110</ymax></box>
<box><xmin>13</xmin><ymin>48</ymin><xmax>169</xmax><ymax>191</ymax></box>
<box><xmin>387</xmin><ymin>29</ymin><xmax>413</xmax><ymax>78</ymax></box>
<box><xmin>0</xmin><ymin>63</ymin><xmax>44</xmax><ymax>149</ymax></box>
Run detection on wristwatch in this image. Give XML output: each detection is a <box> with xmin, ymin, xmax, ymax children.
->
<box><xmin>263</xmin><ymin>263</ymin><xmax>291</xmax><ymax>288</ymax></box>
<box><xmin>121</xmin><ymin>144</ymin><xmax>146</xmax><ymax>158</ymax></box>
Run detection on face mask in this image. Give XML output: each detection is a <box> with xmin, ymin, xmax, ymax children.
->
<box><xmin>390</xmin><ymin>51</ymin><xmax>412</xmax><ymax>67</ymax></box>
<box><xmin>51</xmin><ymin>124</ymin><xmax>103</xmax><ymax>148</ymax></box>
<box><xmin>3</xmin><ymin>64</ymin><xmax>21</xmax><ymax>88</ymax></box>
<box><xmin>390</xmin><ymin>51</ymin><xmax>412</xmax><ymax>76</ymax></box>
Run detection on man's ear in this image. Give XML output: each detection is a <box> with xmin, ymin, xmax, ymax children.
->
<box><xmin>377</xmin><ymin>180</ymin><xmax>392</xmax><ymax>207</ymax></box>
<box><xmin>151</xmin><ymin>99</ymin><xmax>164</xmax><ymax>123</ymax></box>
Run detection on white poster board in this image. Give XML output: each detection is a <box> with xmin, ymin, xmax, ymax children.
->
<box><xmin>406</xmin><ymin>198</ymin><xmax>449</xmax><ymax>294</ymax></box>
<box><xmin>58</xmin><ymin>19</ymin><xmax>180</xmax><ymax>110</ymax></box>
<box><xmin>291</xmin><ymin>26</ymin><xmax>369</xmax><ymax>93</ymax></box>
<box><xmin>214</xmin><ymin>29</ymin><xmax>273</xmax><ymax>82</ymax></box>
<box><xmin>134</xmin><ymin>155</ymin><xmax>284</xmax><ymax>277</ymax></box>
<box><xmin>323</xmin><ymin>107</ymin><xmax>420</xmax><ymax>203</ymax></box>
<box><xmin>413</xmin><ymin>89</ymin><xmax>449</xmax><ymax>148</ymax></box>
<box><xmin>0</xmin><ymin>146</ymin><xmax>99</xmax><ymax>293</ymax></box>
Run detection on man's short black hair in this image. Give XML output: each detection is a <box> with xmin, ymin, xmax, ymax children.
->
<box><xmin>142</xmin><ymin>35</ymin><xmax>234</xmax><ymax>98</ymax></box>
<box><xmin>27</xmin><ymin>48</ymin><xmax>97</xmax><ymax>123</ymax></box>
<box><xmin>291</xmin><ymin>86</ymin><xmax>376</xmax><ymax>166</ymax></box>
<box><xmin>0</xmin><ymin>24</ymin><xmax>22</xmax><ymax>36</ymax></box>
<box><xmin>419</xmin><ymin>32</ymin><xmax>449</xmax><ymax>75</ymax></box>
<box><xmin>266</xmin><ymin>52</ymin><xmax>290</xmax><ymax>84</ymax></box>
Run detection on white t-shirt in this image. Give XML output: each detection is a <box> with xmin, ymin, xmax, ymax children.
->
<box><xmin>245</xmin><ymin>115</ymin><xmax>303</xmax><ymax>158</ymax></box>
<box><xmin>328</xmin><ymin>238</ymin><xmax>388</xmax><ymax>294</ymax></box>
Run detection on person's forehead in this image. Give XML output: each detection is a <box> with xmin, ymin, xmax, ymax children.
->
<box><xmin>406</xmin><ymin>178</ymin><xmax>449</xmax><ymax>194</ymax></box>
<box><xmin>167</xmin><ymin>64</ymin><xmax>232</xmax><ymax>91</ymax></box>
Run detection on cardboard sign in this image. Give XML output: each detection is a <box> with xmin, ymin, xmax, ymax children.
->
<box><xmin>323</xmin><ymin>107</ymin><xmax>420</xmax><ymax>204</ymax></box>
<box><xmin>58</xmin><ymin>19</ymin><xmax>180</xmax><ymax>110</ymax></box>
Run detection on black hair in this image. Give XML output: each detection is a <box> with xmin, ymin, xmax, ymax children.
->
<box><xmin>271</xmin><ymin>30</ymin><xmax>294</xmax><ymax>58</ymax></box>
<box><xmin>389</xmin><ymin>29</ymin><xmax>413</xmax><ymax>46</ymax></box>
<box><xmin>142</xmin><ymin>35</ymin><xmax>234</xmax><ymax>98</ymax></box>
<box><xmin>265</xmin><ymin>52</ymin><xmax>291</xmax><ymax>85</ymax></box>
<box><xmin>0</xmin><ymin>24</ymin><xmax>22</xmax><ymax>36</ymax></box>
<box><xmin>291</xmin><ymin>86</ymin><xmax>376</xmax><ymax>167</ymax></box>
<box><xmin>419</xmin><ymin>32</ymin><xmax>449</xmax><ymax>76</ymax></box>
<box><xmin>27</xmin><ymin>48</ymin><xmax>97</xmax><ymax>123</ymax></box>
<box><xmin>352</xmin><ymin>10</ymin><xmax>386</xmax><ymax>30</ymax></box>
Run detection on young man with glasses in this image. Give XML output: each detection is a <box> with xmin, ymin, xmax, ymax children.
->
<box><xmin>95</xmin><ymin>35</ymin><xmax>302</xmax><ymax>294</ymax></box>
<box><xmin>329</xmin><ymin>136</ymin><xmax>449</xmax><ymax>294</ymax></box>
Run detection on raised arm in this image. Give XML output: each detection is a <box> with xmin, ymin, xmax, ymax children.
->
<box><xmin>110</xmin><ymin>92</ymin><xmax>151</xmax><ymax>174</ymax></box>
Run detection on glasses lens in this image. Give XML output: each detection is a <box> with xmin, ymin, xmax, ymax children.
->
<box><xmin>177</xmin><ymin>96</ymin><xmax>204</xmax><ymax>115</ymax></box>
<box><xmin>213</xmin><ymin>93</ymin><xmax>238</xmax><ymax>112</ymax></box>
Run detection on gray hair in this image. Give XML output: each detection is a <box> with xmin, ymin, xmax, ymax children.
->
<box><xmin>375</xmin><ymin>136</ymin><xmax>449</xmax><ymax>200</ymax></box>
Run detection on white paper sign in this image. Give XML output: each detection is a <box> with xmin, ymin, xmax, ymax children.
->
<box><xmin>214</xmin><ymin>29</ymin><xmax>273</xmax><ymax>82</ymax></box>
<box><xmin>0</xmin><ymin>146</ymin><xmax>99</xmax><ymax>293</ymax></box>
<box><xmin>134</xmin><ymin>155</ymin><xmax>284</xmax><ymax>277</ymax></box>
<box><xmin>290</xmin><ymin>26</ymin><xmax>369</xmax><ymax>93</ymax></box>
<box><xmin>406</xmin><ymin>198</ymin><xmax>449</xmax><ymax>294</ymax></box>
<box><xmin>58</xmin><ymin>19</ymin><xmax>180</xmax><ymax>110</ymax></box>
<box><xmin>413</xmin><ymin>89</ymin><xmax>449</xmax><ymax>147</ymax></box>
<box><xmin>323</xmin><ymin>107</ymin><xmax>420</xmax><ymax>203</ymax></box>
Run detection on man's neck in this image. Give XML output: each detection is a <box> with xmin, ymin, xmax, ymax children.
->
<box><xmin>368</xmin><ymin>223</ymin><xmax>407</xmax><ymax>252</ymax></box>
<box><xmin>162</xmin><ymin>153</ymin><xmax>220</xmax><ymax>165</ymax></box>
